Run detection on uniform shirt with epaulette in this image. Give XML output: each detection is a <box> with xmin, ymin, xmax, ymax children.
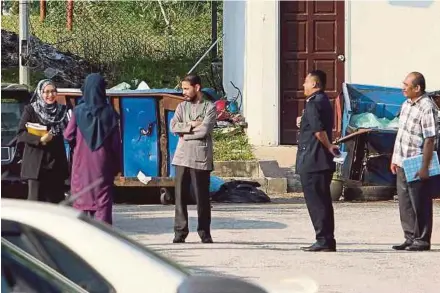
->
<box><xmin>295</xmin><ymin>91</ymin><xmax>335</xmax><ymax>174</ymax></box>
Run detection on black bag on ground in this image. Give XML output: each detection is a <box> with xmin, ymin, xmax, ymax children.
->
<box><xmin>210</xmin><ymin>180</ymin><xmax>270</xmax><ymax>203</ymax></box>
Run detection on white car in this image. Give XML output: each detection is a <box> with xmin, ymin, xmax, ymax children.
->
<box><xmin>1</xmin><ymin>198</ymin><xmax>188</xmax><ymax>293</ymax></box>
<box><xmin>1</xmin><ymin>199</ymin><xmax>317</xmax><ymax>293</ymax></box>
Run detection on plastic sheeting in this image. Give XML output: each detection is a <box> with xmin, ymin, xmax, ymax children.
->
<box><xmin>350</xmin><ymin>113</ymin><xmax>399</xmax><ymax>129</ymax></box>
<box><xmin>189</xmin><ymin>177</ymin><xmax>271</xmax><ymax>203</ymax></box>
<box><xmin>209</xmin><ymin>176</ymin><xmax>225</xmax><ymax>193</ymax></box>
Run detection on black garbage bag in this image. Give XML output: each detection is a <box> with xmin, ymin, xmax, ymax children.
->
<box><xmin>210</xmin><ymin>180</ymin><xmax>271</xmax><ymax>203</ymax></box>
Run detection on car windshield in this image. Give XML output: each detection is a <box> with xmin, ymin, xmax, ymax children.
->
<box><xmin>1</xmin><ymin>100</ymin><xmax>22</xmax><ymax>145</ymax></box>
<box><xmin>78</xmin><ymin>214</ymin><xmax>190</xmax><ymax>276</ymax></box>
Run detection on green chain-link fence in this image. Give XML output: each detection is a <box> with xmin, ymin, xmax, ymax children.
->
<box><xmin>1</xmin><ymin>0</ymin><xmax>223</xmax><ymax>90</ymax></box>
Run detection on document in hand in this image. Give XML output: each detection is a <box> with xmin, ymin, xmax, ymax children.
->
<box><xmin>402</xmin><ymin>152</ymin><xmax>440</xmax><ymax>182</ymax></box>
<box><xmin>333</xmin><ymin>151</ymin><xmax>348</xmax><ymax>164</ymax></box>
<box><xmin>25</xmin><ymin>122</ymin><xmax>48</xmax><ymax>137</ymax></box>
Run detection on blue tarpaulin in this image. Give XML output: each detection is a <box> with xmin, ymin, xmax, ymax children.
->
<box><xmin>340</xmin><ymin>83</ymin><xmax>406</xmax><ymax>187</ymax></box>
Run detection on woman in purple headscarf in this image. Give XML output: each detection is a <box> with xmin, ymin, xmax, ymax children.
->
<box><xmin>64</xmin><ymin>73</ymin><xmax>121</xmax><ymax>225</ymax></box>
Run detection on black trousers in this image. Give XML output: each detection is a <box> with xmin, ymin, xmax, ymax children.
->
<box><xmin>27</xmin><ymin>171</ymin><xmax>65</xmax><ymax>204</ymax></box>
<box><xmin>300</xmin><ymin>170</ymin><xmax>336</xmax><ymax>247</ymax></box>
<box><xmin>396</xmin><ymin>168</ymin><xmax>433</xmax><ymax>245</ymax></box>
<box><xmin>174</xmin><ymin>165</ymin><xmax>211</xmax><ymax>239</ymax></box>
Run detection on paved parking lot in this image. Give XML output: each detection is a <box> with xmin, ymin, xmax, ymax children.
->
<box><xmin>114</xmin><ymin>197</ymin><xmax>440</xmax><ymax>293</ymax></box>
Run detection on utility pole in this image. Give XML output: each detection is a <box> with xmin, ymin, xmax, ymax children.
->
<box><xmin>211</xmin><ymin>1</ymin><xmax>218</xmax><ymax>60</ymax></box>
<box><xmin>19</xmin><ymin>0</ymin><xmax>30</xmax><ymax>86</ymax></box>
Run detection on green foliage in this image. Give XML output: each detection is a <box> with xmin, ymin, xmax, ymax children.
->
<box><xmin>213</xmin><ymin>128</ymin><xmax>255</xmax><ymax>161</ymax></box>
<box><xmin>1</xmin><ymin>1</ymin><xmax>223</xmax><ymax>88</ymax></box>
<box><xmin>1</xmin><ymin>68</ymin><xmax>45</xmax><ymax>90</ymax></box>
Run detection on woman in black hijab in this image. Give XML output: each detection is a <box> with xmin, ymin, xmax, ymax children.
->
<box><xmin>64</xmin><ymin>73</ymin><xmax>121</xmax><ymax>224</ymax></box>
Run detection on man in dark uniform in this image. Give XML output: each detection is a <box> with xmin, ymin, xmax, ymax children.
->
<box><xmin>296</xmin><ymin>70</ymin><xmax>340</xmax><ymax>252</ymax></box>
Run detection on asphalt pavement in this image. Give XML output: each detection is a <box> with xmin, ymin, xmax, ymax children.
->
<box><xmin>113</xmin><ymin>197</ymin><xmax>440</xmax><ymax>293</ymax></box>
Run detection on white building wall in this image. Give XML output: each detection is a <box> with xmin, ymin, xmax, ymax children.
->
<box><xmin>222</xmin><ymin>0</ymin><xmax>440</xmax><ymax>147</ymax></box>
<box><xmin>222</xmin><ymin>1</ymin><xmax>246</xmax><ymax>101</ymax></box>
<box><xmin>223</xmin><ymin>0</ymin><xmax>280</xmax><ymax>146</ymax></box>
<box><xmin>242</xmin><ymin>0</ymin><xmax>280</xmax><ymax>146</ymax></box>
<box><xmin>348</xmin><ymin>0</ymin><xmax>440</xmax><ymax>90</ymax></box>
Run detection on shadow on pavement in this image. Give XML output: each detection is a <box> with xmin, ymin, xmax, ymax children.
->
<box><xmin>114</xmin><ymin>216</ymin><xmax>287</xmax><ymax>235</ymax></box>
<box><xmin>144</xmin><ymin>240</ymin><xmax>440</xmax><ymax>253</ymax></box>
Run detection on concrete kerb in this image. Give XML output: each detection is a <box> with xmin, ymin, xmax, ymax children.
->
<box><xmin>284</xmin><ymin>166</ymin><xmax>303</xmax><ymax>193</ymax></box>
<box><xmin>212</xmin><ymin>160</ymin><xmax>288</xmax><ymax>194</ymax></box>
<box><xmin>212</xmin><ymin>161</ymin><xmax>261</xmax><ymax>178</ymax></box>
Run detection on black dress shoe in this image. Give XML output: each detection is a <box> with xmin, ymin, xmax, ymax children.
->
<box><xmin>301</xmin><ymin>244</ymin><xmax>336</xmax><ymax>252</ymax></box>
<box><xmin>392</xmin><ymin>241</ymin><xmax>413</xmax><ymax>250</ymax></box>
<box><xmin>173</xmin><ymin>237</ymin><xmax>186</xmax><ymax>243</ymax></box>
<box><xmin>405</xmin><ymin>244</ymin><xmax>430</xmax><ymax>251</ymax></box>
<box><xmin>201</xmin><ymin>237</ymin><xmax>214</xmax><ymax>244</ymax></box>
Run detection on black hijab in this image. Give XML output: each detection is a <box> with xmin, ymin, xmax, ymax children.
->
<box><xmin>74</xmin><ymin>73</ymin><xmax>118</xmax><ymax>151</ymax></box>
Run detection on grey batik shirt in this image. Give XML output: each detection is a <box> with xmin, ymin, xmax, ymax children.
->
<box><xmin>171</xmin><ymin>99</ymin><xmax>217</xmax><ymax>171</ymax></box>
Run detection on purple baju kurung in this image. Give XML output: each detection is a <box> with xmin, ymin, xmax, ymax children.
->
<box><xmin>64</xmin><ymin>113</ymin><xmax>121</xmax><ymax>224</ymax></box>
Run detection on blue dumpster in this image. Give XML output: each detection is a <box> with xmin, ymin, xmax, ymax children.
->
<box><xmin>167</xmin><ymin>111</ymin><xmax>179</xmax><ymax>178</ymax></box>
<box><xmin>58</xmin><ymin>88</ymin><xmax>185</xmax><ymax>188</ymax></box>
<box><xmin>57</xmin><ymin>87</ymin><xmax>220</xmax><ymax>203</ymax></box>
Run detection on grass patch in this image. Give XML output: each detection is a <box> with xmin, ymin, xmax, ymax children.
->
<box><xmin>1</xmin><ymin>1</ymin><xmax>222</xmax><ymax>88</ymax></box>
<box><xmin>213</xmin><ymin>128</ymin><xmax>255</xmax><ymax>161</ymax></box>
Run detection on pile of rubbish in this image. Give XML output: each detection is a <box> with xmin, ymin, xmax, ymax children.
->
<box><xmin>110</xmin><ymin>81</ymin><xmax>151</xmax><ymax>90</ymax></box>
<box><xmin>214</xmin><ymin>81</ymin><xmax>247</xmax><ymax>128</ymax></box>
<box><xmin>1</xmin><ymin>30</ymin><xmax>19</xmax><ymax>68</ymax></box>
<box><xmin>350</xmin><ymin>112</ymin><xmax>399</xmax><ymax>129</ymax></box>
<box><xmin>1</xmin><ymin>29</ymin><xmax>98</xmax><ymax>87</ymax></box>
<box><xmin>210</xmin><ymin>180</ymin><xmax>270</xmax><ymax>203</ymax></box>
<box><xmin>214</xmin><ymin>99</ymin><xmax>247</xmax><ymax>128</ymax></box>
<box><xmin>166</xmin><ymin>176</ymin><xmax>270</xmax><ymax>204</ymax></box>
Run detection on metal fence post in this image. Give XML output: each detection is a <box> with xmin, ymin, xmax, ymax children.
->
<box><xmin>67</xmin><ymin>0</ymin><xmax>74</xmax><ymax>31</ymax></box>
<box><xmin>39</xmin><ymin>0</ymin><xmax>46</xmax><ymax>22</ymax></box>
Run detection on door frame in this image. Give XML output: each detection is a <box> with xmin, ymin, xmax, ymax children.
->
<box><xmin>344</xmin><ymin>0</ymin><xmax>352</xmax><ymax>84</ymax></box>
<box><xmin>278</xmin><ymin>0</ymin><xmax>352</xmax><ymax>145</ymax></box>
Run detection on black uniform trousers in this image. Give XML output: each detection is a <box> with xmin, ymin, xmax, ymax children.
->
<box><xmin>27</xmin><ymin>170</ymin><xmax>65</xmax><ymax>204</ymax></box>
<box><xmin>396</xmin><ymin>168</ymin><xmax>433</xmax><ymax>245</ymax></box>
<box><xmin>300</xmin><ymin>170</ymin><xmax>336</xmax><ymax>247</ymax></box>
<box><xmin>174</xmin><ymin>165</ymin><xmax>211</xmax><ymax>240</ymax></box>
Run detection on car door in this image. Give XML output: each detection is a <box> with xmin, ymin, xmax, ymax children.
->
<box><xmin>1</xmin><ymin>219</ymin><xmax>115</xmax><ymax>293</ymax></box>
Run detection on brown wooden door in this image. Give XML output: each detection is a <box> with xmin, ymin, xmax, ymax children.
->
<box><xmin>280</xmin><ymin>0</ymin><xmax>345</xmax><ymax>145</ymax></box>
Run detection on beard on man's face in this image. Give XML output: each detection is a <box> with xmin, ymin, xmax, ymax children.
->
<box><xmin>184</xmin><ymin>93</ymin><xmax>197</xmax><ymax>101</ymax></box>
